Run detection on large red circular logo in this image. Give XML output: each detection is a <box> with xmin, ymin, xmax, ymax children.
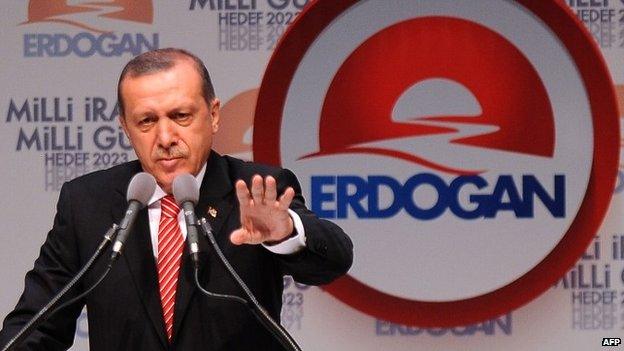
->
<box><xmin>254</xmin><ymin>0</ymin><xmax>619</xmax><ymax>326</ymax></box>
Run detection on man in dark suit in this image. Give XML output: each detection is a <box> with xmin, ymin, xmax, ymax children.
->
<box><xmin>0</xmin><ymin>48</ymin><xmax>353</xmax><ymax>350</ymax></box>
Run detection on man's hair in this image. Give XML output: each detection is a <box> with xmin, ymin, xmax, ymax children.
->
<box><xmin>117</xmin><ymin>48</ymin><xmax>216</xmax><ymax>116</ymax></box>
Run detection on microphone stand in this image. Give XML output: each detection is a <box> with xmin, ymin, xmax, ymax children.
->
<box><xmin>1</xmin><ymin>224</ymin><xmax>119</xmax><ymax>351</ymax></box>
<box><xmin>197</xmin><ymin>217</ymin><xmax>303</xmax><ymax>351</ymax></box>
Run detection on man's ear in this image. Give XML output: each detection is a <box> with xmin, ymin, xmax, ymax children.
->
<box><xmin>210</xmin><ymin>98</ymin><xmax>221</xmax><ymax>134</ymax></box>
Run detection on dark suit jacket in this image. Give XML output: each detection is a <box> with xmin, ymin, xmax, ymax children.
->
<box><xmin>0</xmin><ymin>152</ymin><xmax>353</xmax><ymax>350</ymax></box>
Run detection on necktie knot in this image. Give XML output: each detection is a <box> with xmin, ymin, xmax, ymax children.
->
<box><xmin>161</xmin><ymin>195</ymin><xmax>179</xmax><ymax>218</ymax></box>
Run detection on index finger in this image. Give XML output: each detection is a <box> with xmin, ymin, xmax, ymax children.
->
<box><xmin>235</xmin><ymin>180</ymin><xmax>251</xmax><ymax>210</ymax></box>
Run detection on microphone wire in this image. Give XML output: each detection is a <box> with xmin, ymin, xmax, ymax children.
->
<box><xmin>2</xmin><ymin>224</ymin><xmax>118</xmax><ymax>351</ymax></box>
<box><xmin>193</xmin><ymin>268</ymin><xmax>248</xmax><ymax>305</ymax></box>
<box><xmin>197</xmin><ymin>217</ymin><xmax>302</xmax><ymax>351</ymax></box>
<box><xmin>47</xmin><ymin>264</ymin><xmax>113</xmax><ymax>319</ymax></box>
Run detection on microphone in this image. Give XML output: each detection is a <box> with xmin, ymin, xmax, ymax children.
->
<box><xmin>172</xmin><ymin>173</ymin><xmax>201</xmax><ymax>268</ymax></box>
<box><xmin>110</xmin><ymin>172</ymin><xmax>156</xmax><ymax>261</ymax></box>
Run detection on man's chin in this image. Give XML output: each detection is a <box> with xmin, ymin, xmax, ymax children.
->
<box><xmin>156</xmin><ymin>175</ymin><xmax>177</xmax><ymax>194</ymax></box>
<box><xmin>154</xmin><ymin>168</ymin><xmax>191</xmax><ymax>194</ymax></box>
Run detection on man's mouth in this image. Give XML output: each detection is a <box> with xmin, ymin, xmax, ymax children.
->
<box><xmin>157</xmin><ymin>157</ymin><xmax>183</xmax><ymax>170</ymax></box>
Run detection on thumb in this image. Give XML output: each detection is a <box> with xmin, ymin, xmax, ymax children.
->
<box><xmin>230</xmin><ymin>228</ymin><xmax>250</xmax><ymax>245</ymax></box>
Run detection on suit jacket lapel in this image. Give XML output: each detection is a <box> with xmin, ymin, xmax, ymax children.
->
<box><xmin>111</xmin><ymin>162</ymin><xmax>169</xmax><ymax>349</ymax></box>
<box><xmin>171</xmin><ymin>152</ymin><xmax>235</xmax><ymax>342</ymax></box>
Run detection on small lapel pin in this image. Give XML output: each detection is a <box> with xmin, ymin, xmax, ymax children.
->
<box><xmin>208</xmin><ymin>206</ymin><xmax>218</xmax><ymax>218</ymax></box>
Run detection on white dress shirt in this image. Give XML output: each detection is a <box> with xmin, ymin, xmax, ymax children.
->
<box><xmin>146</xmin><ymin>163</ymin><xmax>306</xmax><ymax>257</ymax></box>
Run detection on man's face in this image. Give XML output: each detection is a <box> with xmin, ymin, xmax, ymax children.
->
<box><xmin>119</xmin><ymin>59</ymin><xmax>219</xmax><ymax>193</ymax></box>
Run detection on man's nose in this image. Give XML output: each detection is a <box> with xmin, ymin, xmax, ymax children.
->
<box><xmin>156</xmin><ymin>119</ymin><xmax>177</xmax><ymax>147</ymax></box>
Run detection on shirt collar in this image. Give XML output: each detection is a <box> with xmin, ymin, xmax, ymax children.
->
<box><xmin>147</xmin><ymin>163</ymin><xmax>207</xmax><ymax>207</ymax></box>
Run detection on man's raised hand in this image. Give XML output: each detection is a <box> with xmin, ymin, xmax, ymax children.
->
<box><xmin>230</xmin><ymin>175</ymin><xmax>295</xmax><ymax>245</ymax></box>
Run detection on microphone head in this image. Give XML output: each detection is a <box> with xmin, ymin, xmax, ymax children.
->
<box><xmin>126</xmin><ymin>172</ymin><xmax>157</xmax><ymax>207</ymax></box>
<box><xmin>173</xmin><ymin>173</ymin><xmax>200</xmax><ymax>206</ymax></box>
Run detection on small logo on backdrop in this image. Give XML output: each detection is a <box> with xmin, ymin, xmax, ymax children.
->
<box><xmin>602</xmin><ymin>337</ymin><xmax>622</xmax><ymax>347</ymax></box>
<box><xmin>21</xmin><ymin>0</ymin><xmax>158</xmax><ymax>57</ymax></box>
<box><xmin>254</xmin><ymin>0</ymin><xmax>620</xmax><ymax>327</ymax></box>
<box><xmin>22</xmin><ymin>0</ymin><xmax>152</xmax><ymax>32</ymax></box>
<box><xmin>212</xmin><ymin>89</ymin><xmax>257</xmax><ymax>161</ymax></box>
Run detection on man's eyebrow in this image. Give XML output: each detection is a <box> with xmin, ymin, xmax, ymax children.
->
<box><xmin>171</xmin><ymin>104</ymin><xmax>198</xmax><ymax>113</ymax></box>
<box><xmin>129</xmin><ymin>109</ymin><xmax>156</xmax><ymax>119</ymax></box>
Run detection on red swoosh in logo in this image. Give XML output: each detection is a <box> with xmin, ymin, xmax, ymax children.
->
<box><xmin>22</xmin><ymin>0</ymin><xmax>153</xmax><ymax>33</ymax></box>
<box><xmin>302</xmin><ymin>17</ymin><xmax>555</xmax><ymax>175</ymax></box>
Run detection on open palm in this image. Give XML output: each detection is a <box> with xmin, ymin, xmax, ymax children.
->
<box><xmin>230</xmin><ymin>175</ymin><xmax>295</xmax><ymax>245</ymax></box>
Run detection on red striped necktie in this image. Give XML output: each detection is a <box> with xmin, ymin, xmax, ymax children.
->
<box><xmin>157</xmin><ymin>195</ymin><xmax>185</xmax><ymax>342</ymax></box>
